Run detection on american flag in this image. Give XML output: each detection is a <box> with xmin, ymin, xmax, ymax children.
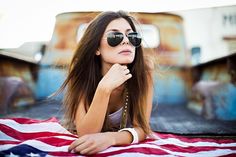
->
<box><xmin>1</xmin><ymin>117</ymin><xmax>236</xmax><ymax>157</ymax></box>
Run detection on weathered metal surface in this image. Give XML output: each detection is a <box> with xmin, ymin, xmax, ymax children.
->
<box><xmin>135</xmin><ymin>13</ymin><xmax>188</xmax><ymax>66</ymax></box>
<box><xmin>0</xmin><ymin>56</ymin><xmax>37</xmax><ymax>90</ymax></box>
<box><xmin>0</xmin><ymin>56</ymin><xmax>36</xmax><ymax>114</ymax></box>
<box><xmin>46</xmin><ymin>12</ymin><xmax>99</xmax><ymax>65</ymax></box>
<box><xmin>188</xmin><ymin>54</ymin><xmax>236</xmax><ymax>120</ymax></box>
<box><xmin>35</xmin><ymin>65</ymin><xmax>66</xmax><ymax>100</ymax></box>
<box><xmin>153</xmin><ymin>66</ymin><xmax>191</xmax><ymax>105</ymax></box>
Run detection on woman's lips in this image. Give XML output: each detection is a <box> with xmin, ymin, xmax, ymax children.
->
<box><xmin>119</xmin><ymin>49</ymin><xmax>132</xmax><ymax>55</ymax></box>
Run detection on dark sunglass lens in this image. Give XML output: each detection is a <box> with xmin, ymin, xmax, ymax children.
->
<box><xmin>127</xmin><ymin>32</ymin><xmax>142</xmax><ymax>47</ymax></box>
<box><xmin>107</xmin><ymin>32</ymin><xmax>123</xmax><ymax>47</ymax></box>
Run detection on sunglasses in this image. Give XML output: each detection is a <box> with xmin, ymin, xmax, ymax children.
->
<box><xmin>106</xmin><ymin>31</ymin><xmax>142</xmax><ymax>47</ymax></box>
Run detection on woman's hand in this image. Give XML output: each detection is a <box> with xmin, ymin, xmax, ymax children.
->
<box><xmin>99</xmin><ymin>64</ymin><xmax>132</xmax><ymax>92</ymax></box>
<box><xmin>68</xmin><ymin>132</ymin><xmax>115</xmax><ymax>155</ymax></box>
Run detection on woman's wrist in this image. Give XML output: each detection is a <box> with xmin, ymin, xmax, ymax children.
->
<box><xmin>106</xmin><ymin>132</ymin><xmax>117</xmax><ymax>146</ymax></box>
<box><xmin>108</xmin><ymin>131</ymin><xmax>133</xmax><ymax>145</ymax></box>
<box><xmin>97</xmin><ymin>82</ymin><xmax>112</xmax><ymax>94</ymax></box>
<box><xmin>118</xmin><ymin>128</ymin><xmax>139</xmax><ymax>144</ymax></box>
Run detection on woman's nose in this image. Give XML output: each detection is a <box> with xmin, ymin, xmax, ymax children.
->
<box><xmin>121</xmin><ymin>34</ymin><xmax>129</xmax><ymax>45</ymax></box>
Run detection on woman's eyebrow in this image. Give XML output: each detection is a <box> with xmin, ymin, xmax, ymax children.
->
<box><xmin>126</xmin><ymin>29</ymin><xmax>133</xmax><ymax>33</ymax></box>
<box><xmin>105</xmin><ymin>28</ymin><xmax>132</xmax><ymax>33</ymax></box>
<box><xmin>105</xmin><ymin>29</ymin><xmax>119</xmax><ymax>33</ymax></box>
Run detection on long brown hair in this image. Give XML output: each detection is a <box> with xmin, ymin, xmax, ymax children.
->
<box><xmin>60</xmin><ymin>11</ymin><xmax>152</xmax><ymax>134</ymax></box>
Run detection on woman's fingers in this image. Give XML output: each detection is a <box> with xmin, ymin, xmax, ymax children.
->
<box><xmin>121</xmin><ymin>65</ymin><xmax>128</xmax><ymax>70</ymax></box>
<box><xmin>124</xmin><ymin>69</ymin><xmax>130</xmax><ymax>75</ymax></box>
<box><xmin>68</xmin><ymin>135</ymin><xmax>88</xmax><ymax>152</ymax></box>
<box><xmin>122</xmin><ymin>67</ymin><xmax>132</xmax><ymax>81</ymax></box>
<box><xmin>68</xmin><ymin>132</ymin><xmax>114</xmax><ymax>155</ymax></box>
<box><xmin>69</xmin><ymin>138</ymin><xmax>96</xmax><ymax>154</ymax></box>
<box><xmin>114</xmin><ymin>64</ymin><xmax>131</xmax><ymax>80</ymax></box>
<box><xmin>126</xmin><ymin>73</ymin><xmax>132</xmax><ymax>79</ymax></box>
<box><xmin>80</xmin><ymin>144</ymin><xmax>98</xmax><ymax>155</ymax></box>
<box><xmin>74</xmin><ymin>141</ymin><xmax>92</xmax><ymax>153</ymax></box>
<box><xmin>100</xmin><ymin>64</ymin><xmax>132</xmax><ymax>91</ymax></box>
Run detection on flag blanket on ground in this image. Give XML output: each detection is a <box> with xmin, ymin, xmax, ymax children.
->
<box><xmin>0</xmin><ymin>117</ymin><xmax>236</xmax><ymax>157</ymax></box>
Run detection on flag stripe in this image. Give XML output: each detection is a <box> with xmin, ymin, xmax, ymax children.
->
<box><xmin>153</xmin><ymin>132</ymin><xmax>236</xmax><ymax>143</ymax></box>
<box><xmin>0</xmin><ymin>130</ymin><xmax>20</xmax><ymax>142</ymax></box>
<box><xmin>0</xmin><ymin>123</ymin><xmax>76</xmax><ymax>141</ymax></box>
<box><xmin>0</xmin><ymin>140</ymin><xmax>69</xmax><ymax>152</ymax></box>
<box><xmin>96</xmin><ymin>147</ymin><xmax>169</xmax><ymax>156</ymax></box>
<box><xmin>150</xmin><ymin>137</ymin><xmax>236</xmax><ymax>147</ymax></box>
<box><xmin>0</xmin><ymin>117</ymin><xmax>58</xmax><ymax>124</ymax></box>
<box><xmin>0</xmin><ymin>119</ymin><xmax>71</xmax><ymax>134</ymax></box>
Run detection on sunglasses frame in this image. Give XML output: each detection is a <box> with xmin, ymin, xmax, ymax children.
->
<box><xmin>106</xmin><ymin>31</ymin><xmax>142</xmax><ymax>47</ymax></box>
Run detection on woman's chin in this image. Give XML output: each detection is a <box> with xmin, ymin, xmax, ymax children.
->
<box><xmin>118</xmin><ymin>59</ymin><xmax>134</xmax><ymax>64</ymax></box>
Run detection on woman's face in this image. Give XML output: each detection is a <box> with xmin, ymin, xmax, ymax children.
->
<box><xmin>98</xmin><ymin>18</ymin><xmax>136</xmax><ymax>72</ymax></box>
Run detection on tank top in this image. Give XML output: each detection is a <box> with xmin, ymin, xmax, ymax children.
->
<box><xmin>109</xmin><ymin>107</ymin><xmax>132</xmax><ymax>128</ymax></box>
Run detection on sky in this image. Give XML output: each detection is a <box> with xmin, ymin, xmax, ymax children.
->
<box><xmin>0</xmin><ymin>0</ymin><xmax>236</xmax><ymax>48</ymax></box>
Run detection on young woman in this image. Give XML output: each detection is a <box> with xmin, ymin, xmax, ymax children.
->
<box><xmin>60</xmin><ymin>10</ymin><xmax>154</xmax><ymax>155</ymax></box>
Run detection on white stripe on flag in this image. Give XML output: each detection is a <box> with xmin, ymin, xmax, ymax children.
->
<box><xmin>153</xmin><ymin>137</ymin><xmax>236</xmax><ymax>147</ymax></box>
<box><xmin>111</xmin><ymin>153</ymin><xmax>174</xmax><ymax>157</ymax></box>
<box><xmin>0</xmin><ymin>130</ymin><xmax>20</xmax><ymax>142</ymax></box>
<box><xmin>0</xmin><ymin>119</ymin><xmax>71</xmax><ymax>134</ymax></box>
<box><xmin>53</xmin><ymin>135</ymin><xmax>76</xmax><ymax>141</ymax></box>
<box><xmin>0</xmin><ymin>140</ymin><xmax>69</xmax><ymax>152</ymax></box>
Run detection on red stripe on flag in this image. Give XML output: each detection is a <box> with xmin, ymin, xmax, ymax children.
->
<box><xmin>151</xmin><ymin>143</ymin><xmax>236</xmax><ymax>153</ymax></box>
<box><xmin>0</xmin><ymin>137</ymin><xmax>73</xmax><ymax>147</ymax></box>
<box><xmin>32</xmin><ymin>136</ymin><xmax>74</xmax><ymax>147</ymax></box>
<box><xmin>49</xmin><ymin>151</ymin><xmax>80</xmax><ymax>156</ymax></box>
<box><xmin>95</xmin><ymin>147</ymin><xmax>170</xmax><ymax>157</ymax></box>
<box><xmin>0</xmin><ymin>141</ymin><xmax>20</xmax><ymax>145</ymax></box>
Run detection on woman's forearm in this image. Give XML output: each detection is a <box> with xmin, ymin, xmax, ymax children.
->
<box><xmin>75</xmin><ymin>84</ymin><xmax>111</xmax><ymax>135</ymax></box>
